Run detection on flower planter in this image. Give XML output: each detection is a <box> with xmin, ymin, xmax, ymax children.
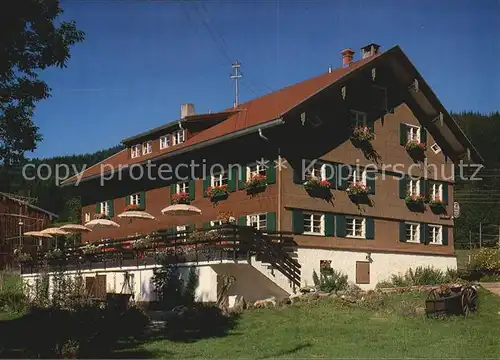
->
<box><xmin>348</xmin><ymin>193</ymin><xmax>369</xmax><ymax>204</ymax></box>
<box><xmin>405</xmin><ymin>140</ymin><xmax>426</xmax><ymax>158</ymax></box>
<box><xmin>429</xmin><ymin>201</ymin><xmax>446</xmax><ymax>214</ymax></box>
<box><xmin>350</xmin><ymin>126</ymin><xmax>374</xmax><ymax>148</ymax></box>
<box><xmin>405</xmin><ymin>195</ymin><xmax>426</xmax><ymax>212</ymax></box>
<box><xmin>346</xmin><ymin>182</ymin><xmax>370</xmax><ymax>202</ymax></box>
<box><xmin>171</xmin><ymin>192</ymin><xmax>190</xmax><ymax>205</ymax></box>
<box><xmin>303</xmin><ymin>178</ymin><xmax>331</xmax><ymax>199</ymax></box>
<box><xmin>245</xmin><ymin>174</ymin><xmax>267</xmax><ymax>194</ymax></box>
<box><xmin>206</xmin><ymin>185</ymin><xmax>229</xmax><ymax>202</ymax></box>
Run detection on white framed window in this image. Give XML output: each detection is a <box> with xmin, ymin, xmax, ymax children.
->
<box><xmin>405</xmin><ymin>222</ymin><xmax>420</xmax><ymax>243</ymax></box>
<box><xmin>346</xmin><ymin>216</ymin><xmax>365</xmax><ymax>238</ymax></box>
<box><xmin>247</xmin><ymin>163</ymin><xmax>267</xmax><ymax>180</ymax></box>
<box><xmin>99</xmin><ymin>202</ymin><xmax>109</xmax><ymax>216</ymax></box>
<box><xmin>351</xmin><ymin>168</ymin><xmax>367</xmax><ymax>185</ymax></box>
<box><xmin>430</xmin><ymin>183</ymin><xmax>443</xmax><ymax>201</ymax></box>
<box><xmin>305</xmin><ymin>162</ymin><xmax>326</xmax><ymax>180</ymax></box>
<box><xmin>408</xmin><ymin>179</ymin><xmax>420</xmax><ymax>196</ymax></box>
<box><xmin>130</xmin><ymin>193</ymin><xmax>141</xmax><ymax>206</ymax></box>
<box><xmin>84</xmin><ymin>213</ymin><xmax>91</xmax><ymax>222</ymax></box>
<box><xmin>247</xmin><ymin>213</ymin><xmax>267</xmax><ymax>230</ymax></box>
<box><xmin>176</xmin><ymin>225</ymin><xmax>187</xmax><ymax>238</ymax></box>
<box><xmin>160</xmin><ymin>135</ymin><xmax>170</xmax><ymax>150</ymax></box>
<box><xmin>142</xmin><ymin>141</ymin><xmax>152</xmax><ymax>155</ymax></box>
<box><xmin>131</xmin><ymin>144</ymin><xmax>141</xmax><ymax>159</ymax></box>
<box><xmin>428</xmin><ymin>225</ymin><xmax>443</xmax><ymax>245</ymax></box>
<box><xmin>430</xmin><ymin>143</ymin><xmax>441</xmax><ymax>154</ymax></box>
<box><xmin>176</xmin><ymin>181</ymin><xmax>189</xmax><ymax>194</ymax></box>
<box><xmin>211</xmin><ymin>171</ymin><xmax>228</xmax><ymax>187</ymax></box>
<box><xmin>350</xmin><ymin>110</ymin><xmax>367</xmax><ymax>127</ymax></box>
<box><xmin>210</xmin><ymin>218</ymin><xmax>235</xmax><ymax>227</ymax></box>
<box><xmin>406</xmin><ymin>124</ymin><xmax>421</xmax><ymax>142</ymax></box>
<box><xmin>172</xmin><ymin>130</ymin><xmax>185</xmax><ymax>145</ymax></box>
<box><xmin>303</xmin><ymin>212</ymin><xmax>324</xmax><ymax>235</ymax></box>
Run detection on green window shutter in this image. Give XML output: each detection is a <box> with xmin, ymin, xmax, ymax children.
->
<box><xmin>399</xmin><ymin>222</ymin><xmax>407</xmax><ymax>242</ymax></box>
<box><xmin>419</xmin><ymin>179</ymin><xmax>427</xmax><ymax>197</ymax></box>
<box><xmin>202</xmin><ymin>222</ymin><xmax>210</xmax><ymax>229</ymax></box>
<box><xmin>366</xmin><ymin>170</ymin><xmax>376</xmax><ymax>195</ymax></box>
<box><xmin>237</xmin><ymin>215</ymin><xmax>246</xmax><ymax>226</ymax></box>
<box><xmin>420</xmin><ymin>128</ymin><xmax>427</xmax><ymax>145</ymax></box>
<box><xmin>420</xmin><ymin>223</ymin><xmax>427</xmax><ymax>244</ymax></box>
<box><xmin>186</xmin><ymin>224</ymin><xmax>195</xmax><ymax>232</ymax></box>
<box><xmin>442</xmin><ymin>183</ymin><xmax>449</xmax><ymax>204</ymax></box>
<box><xmin>227</xmin><ymin>167</ymin><xmax>237</xmax><ymax>192</ymax></box>
<box><xmin>267</xmin><ymin>160</ymin><xmax>276</xmax><ymax>184</ymax></box>
<box><xmin>336</xmin><ymin>215</ymin><xmax>346</xmax><ymax>237</ymax></box>
<box><xmin>400</xmin><ymin>123</ymin><xmax>407</xmax><ymax>145</ymax></box>
<box><xmin>170</xmin><ymin>184</ymin><xmax>176</xmax><ymax>203</ymax></box>
<box><xmin>266</xmin><ymin>212</ymin><xmax>276</xmax><ymax>232</ymax></box>
<box><xmin>167</xmin><ymin>227</ymin><xmax>174</xmax><ymax>234</ymax></box>
<box><xmin>367</xmin><ymin>118</ymin><xmax>375</xmax><ymax>133</ymax></box>
<box><xmin>324</xmin><ymin>163</ymin><xmax>336</xmax><ymax>189</ymax></box>
<box><xmin>337</xmin><ymin>164</ymin><xmax>350</xmax><ymax>190</ymax></box>
<box><xmin>325</xmin><ymin>213</ymin><xmax>335</xmax><ymax>236</ymax></box>
<box><xmin>365</xmin><ymin>217</ymin><xmax>374</xmax><ymax>239</ymax></box>
<box><xmin>95</xmin><ymin>203</ymin><xmax>100</xmax><ymax>213</ymax></box>
<box><xmin>107</xmin><ymin>201</ymin><xmax>114</xmax><ymax>217</ymax></box>
<box><xmin>442</xmin><ymin>226</ymin><xmax>449</xmax><ymax>245</ymax></box>
<box><xmin>398</xmin><ymin>176</ymin><xmax>408</xmax><ymax>199</ymax></box>
<box><xmin>292</xmin><ymin>210</ymin><xmax>304</xmax><ymax>234</ymax></box>
<box><xmin>125</xmin><ymin>195</ymin><xmax>130</xmax><ymax>206</ymax></box>
<box><xmin>238</xmin><ymin>165</ymin><xmax>247</xmax><ymax>189</ymax></box>
<box><xmin>189</xmin><ymin>180</ymin><xmax>195</xmax><ymax>201</ymax></box>
<box><xmin>203</xmin><ymin>177</ymin><xmax>211</xmax><ymax>197</ymax></box>
<box><xmin>139</xmin><ymin>191</ymin><xmax>146</xmax><ymax>210</ymax></box>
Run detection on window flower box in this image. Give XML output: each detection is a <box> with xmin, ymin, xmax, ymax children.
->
<box><xmin>81</xmin><ymin>243</ymin><xmax>102</xmax><ymax>255</ymax></box>
<box><xmin>94</xmin><ymin>213</ymin><xmax>110</xmax><ymax>220</ymax></box>
<box><xmin>405</xmin><ymin>194</ymin><xmax>425</xmax><ymax>211</ymax></box>
<box><xmin>429</xmin><ymin>198</ymin><xmax>446</xmax><ymax>214</ymax></box>
<box><xmin>244</xmin><ymin>174</ymin><xmax>267</xmax><ymax>193</ymax></box>
<box><xmin>405</xmin><ymin>140</ymin><xmax>426</xmax><ymax>155</ymax></box>
<box><xmin>205</xmin><ymin>185</ymin><xmax>229</xmax><ymax>202</ymax></box>
<box><xmin>303</xmin><ymin>177</ymin><xmax>332</xmax><ymax>199</ymax></box>
<box><xmin>171</xmin><ymin>192</ymin><xmax>190</xmax><ymax>205</ymax></box>
<box><xmin>346</xmin><ymin>182</ymin><xmax>370</xmax><ymax>203</ymax></box>
<box><xmin>13</xmin><ymin>248</ymin><xmax>32</xmax><ymax>262</ymax></box>
<box><xmin>124</xmin><ymin>204</ymin><xmax>140</xmax><ymax>212</ymax></box>
<box><xmin>350</xmin><ymin>126</ymin><xmax>374</xmax><ymax>147</ymax></box>
<box><xmin>131</xmin><ymin>235</ymin><xmax>155</xmax><ymax>250</ymax></box>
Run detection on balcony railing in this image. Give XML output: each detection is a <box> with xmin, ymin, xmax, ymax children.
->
<box><xmin>19</xmin><ymin>225</ymin><xmax>301</xmax><ymax>289</ymax></box>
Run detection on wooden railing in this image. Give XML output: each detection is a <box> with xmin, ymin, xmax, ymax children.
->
<box><xmin>20</xmin><ymin>225</ymin><xmax>301</xmax><ymax>288</ymax></box>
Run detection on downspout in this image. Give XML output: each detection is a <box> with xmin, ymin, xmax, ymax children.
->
<box><xmin>258</xmin><ymin>127</ymin><xmax>281</xmax><ymax>232</ymax></box>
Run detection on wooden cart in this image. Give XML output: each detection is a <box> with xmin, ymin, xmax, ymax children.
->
<box><xmin>425</xmin><ymin>285</ymin><xmax>478</xmax><ymax>317</ymax></box>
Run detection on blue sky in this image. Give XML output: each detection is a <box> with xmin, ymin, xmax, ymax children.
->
<box><xmin>32</xmin><ymin>0</ymin><xmax>499</xmax><ymax>158</ymax></box>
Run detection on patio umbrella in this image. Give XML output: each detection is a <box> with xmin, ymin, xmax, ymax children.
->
<box><xmin>117</xmin><ymin>210</ymin><xmax>156</xmax><ymax>220</ymax></box>
<box><xmin>60</xmin><ymin>224</ymin><xmax>92</xmax><ymax>233</ymax></box>
<box><xmin>40</xmin><ymin>227</ymin><xmax>70</xmax><ymax>236</ymax></box>
<box><xmin>23</xmin><ymin>231</ymin><xmax>53</xmax><ymax>238</ymax></box>
<box><xmin>85</xmin><ymin>219</ymin><xmax>120</xmax><ymax>229</ymax></box>
<box><xmin>161</xmin><ymin>204</ymin><xmax>202</xmax><ymax>216</ymax></box>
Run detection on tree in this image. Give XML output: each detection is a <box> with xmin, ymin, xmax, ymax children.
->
<box><xmin>0</xmin><ymin>0</ymin><xmax>84</xmax><ymax>165</ymax></box>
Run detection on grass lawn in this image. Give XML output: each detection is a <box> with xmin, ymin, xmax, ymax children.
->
<box><xmin>120</xmin><ymin>289</ymin><xmax>500</xmax><ymax>359</ymax></box>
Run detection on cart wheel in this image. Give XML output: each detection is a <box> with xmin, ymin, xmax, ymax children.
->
<box><xmin>461</xmin><ymin>286</ymin><xmax>478</xmax><ymax>315</ymax></box>
<box><xmin>427</xmin><ymin>288</ymin><xmax>439</xmax><ymax>301</ymax></box>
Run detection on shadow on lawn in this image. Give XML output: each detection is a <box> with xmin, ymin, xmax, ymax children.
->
<box><xmin>148</xmin><ymin>304</ymin><xmax>241</xmax><ymax>343</ymax></box>
<box><xmin>0</xmin><ymin>305</ymin><xmax>154</xmax><ymax>359</ymax></box>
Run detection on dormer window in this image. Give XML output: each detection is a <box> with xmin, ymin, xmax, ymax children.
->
<box><xmin>142</xmin><ymin>141</ymin><xmax>152</xmax><ymax>155</ymax></box>
<box><xmin>172</xmin><ymin>130</ymin><xmax>185</xmax><ymax>145</ymax></box>
<box><xmin>160</xmin><ymin>135</ymin><xmax>170</xmax><ymax>150</ymax></box>
<box><xmin>131</xmin><ymin>144</ymin><xmax>141</xmax><ymax>159</ymax></box>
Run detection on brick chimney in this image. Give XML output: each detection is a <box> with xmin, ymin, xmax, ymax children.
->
<box><xmin>361</xmin><ymin>43</ymin><xmax>381</xmax><ymax>59</ymax></box>
<box><xmin>341</xmin><ymin>48</ymin><xmax>355</xmax><ymax>68</ymax></box>
<box><xmin>180</xmin><ymin>103</ymin><xmax>195</xmax><ymax>119</ymax></box>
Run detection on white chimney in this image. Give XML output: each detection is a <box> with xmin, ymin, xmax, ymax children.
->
<box><xmin>361</xmin><ymin>43</ymin><xmax>381</xmax><ymax>59</ymax></box>
<box><xmin>181</xmin><ymin>103</ymin><xmax>195</xmax><ymax>119</ymax></box>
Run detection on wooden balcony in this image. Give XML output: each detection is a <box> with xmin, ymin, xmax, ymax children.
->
<box><xmin>20</xmin><ymin>225</ymin><xmax>301</xmax><ymax>289</ymax></box>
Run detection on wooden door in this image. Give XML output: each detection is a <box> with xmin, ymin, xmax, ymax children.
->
<box><xmin>85</xmin><ymin>276</ymin><xmax>95</xmax><ymax>297</ymax></box>
<box><xmin>356</xmin><ymin>261</ymin><xmax>370</xmax><ymax>284</ymax></box>
<box><xmin>95</xmin><ymin>275</ymin><xmax>107</xmax><ymax>298</ymax></box>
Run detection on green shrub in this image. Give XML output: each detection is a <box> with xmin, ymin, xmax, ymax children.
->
<box><xmin>312</xmin><ymin>269</ymin><xmax>348</xmax><ymax>293</ymax></box>
<box><xmin>471</xmin><ymin>247</ymin><xmax>500</xmax><ymax>272</ymax></box>
<box><xmin>152</xmin><ymin>263</ymin><xmax>199</xmax><ymax>309</ymax></box>
<box><xmin>376</xmin><ymin>266</ymin><xmax>455</xmax><ymax>288</ymax></box>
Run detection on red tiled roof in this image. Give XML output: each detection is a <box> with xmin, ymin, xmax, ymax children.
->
<box><xmin>63</xmin><ymin>55</ymin><xmax>379</xmax><ymax>184</ymax></box>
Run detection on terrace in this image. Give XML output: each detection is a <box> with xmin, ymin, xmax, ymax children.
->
<box><xmin>19</xmin><ymin>224</ymin><xmax>301</xmax><ymax>290</ymax></box>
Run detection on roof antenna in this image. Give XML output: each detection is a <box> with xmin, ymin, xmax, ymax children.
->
<box><xmin>328</xmin><ymin>64</ymin><xmax>332</xmax><ymax>73</ymax></box>
<box><xmin>230</xmin><ymin>61</ymin><xmax>242</xmax><ymax>108</ymax></box>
